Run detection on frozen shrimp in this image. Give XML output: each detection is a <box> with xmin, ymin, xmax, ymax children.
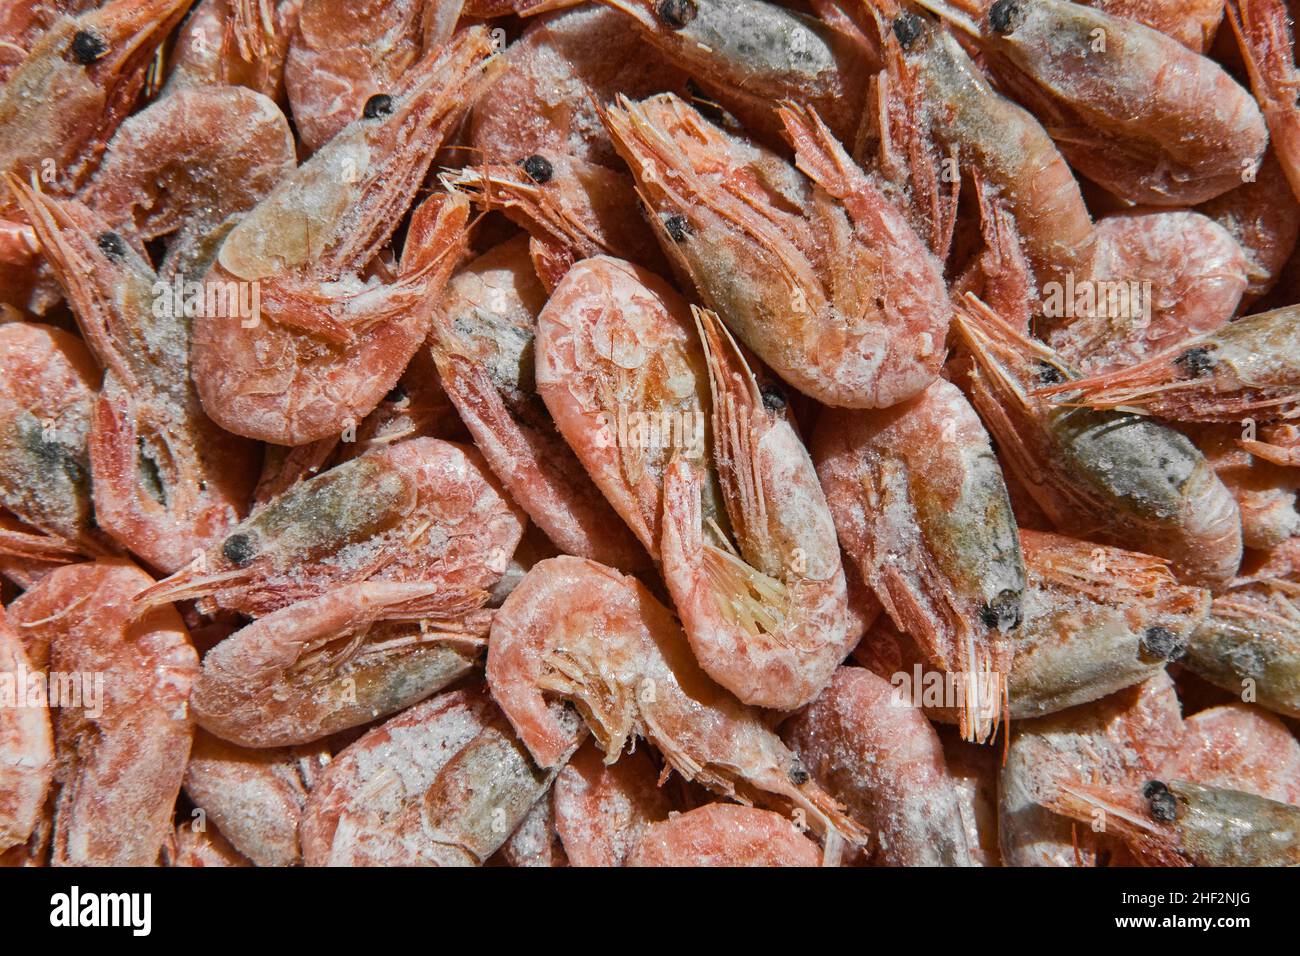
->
<box><xmin>1199</xmin><ymin>148</ymin><xmax>1300</xmax><ymax>302</ymax></box>
<box><xmin>1228</xmin><ymin>0</ymin><xmax>1300</xmax><ymax>202</ymax></box>
<box><xmin>1193</xmin><ymin>423</ymin><xmax>1299</xmax><ymax>550</ymax></box>
<box><xmin>6</xmin><ymin>559</ymin><xmax>198</xmax><ymax>866</ymax></box>
<box><xmin>0</xmin><ymin>606</ymin><xmax>52</xmax><ymax>854</ymax></box>
<box><xmin>813</xmin><ymin>377</ymin><xmax>1024</xmax><ymax>741</ymax></box>
<box><xmin>1082</xmin><ymin>0</ymin><xmax>1225</xmax><ymax>49</ymax></box>
<box><xmin>161</xmin><ymin>822</ymin><xmax>252</xmax><ymax>867</ymax></box>
<box><xmin>431</xmin><ymin>234</ymin><xmax>647</xmax><ymax>570</ymax></box>
<box><xmin>534</xmin><ymin>255</ymin><xmax>722</xmax><ymax>559</ymax></box>
<box><xmin>192</xmin><ymin>30</ymin><xmax>499</xmax><ymax>445</ymax></box>
<box><xmin>628</xmin><ymin>803</ymin><xmax>822</xmax><ymax>867</ymax></box>
<box><xmin>10</xmin><ymin>180</ymin><xmax>262</xmax><ymax>573</ymax></box>
<box><xmin>164</xmin><ymin>0</ymin><xmax>304</xmax><ymax>101</ymax></box>
<box><xmin>781</xmin><ymin>666</ymin><xmax>974</xmax><ymax>866</ymax></box>
<box><xmin>953</xmin><ymin>293</ymin><xmax>1242</xmax><ymax>586</ymax></box>
<box><xmin>660</xmin><ymin>308</ymin><xmax>850</xmax><ymax>711</ymax></box>
<box><xmin>1040</xmin><ymin>305</ymin><xmax>1300</xmax><ymax>424</ymax></box>
<box><xmin>603</xmin><ymin>94</ymin><xmax>950</xmax><ymax>409</ymax></box>
<box><xmin>486</xmin><ymin>556</ymin><xmax>868</xmax><ymax>845</ymax></box>
<box><xmin>496</xmin><ymin>793</ymin><xmax>566</xmax><ymax>867</ymax></box>
<box><xmin>1242</xmin><ymin>421</ymin><xmax>1300</xmax><ymax>465</ymax></box>
<box><xmin>0</xmin><ymin>1</ymin><xmax>99</xmax><ymax>84</ymax></box>
<box><xmin>553</xmin><ymin>740</ymin><xmax>672</xmax><ymax>866</ymax></box>
<box><xmin>1167</xmin><ymin>703</ymin><xmax>1300</xmax><ymax>803</ymax></box>
<box><xmin>937</xmin><ymin>726</ymin><xmax>1002</xmax><ymax>865</ymax></box>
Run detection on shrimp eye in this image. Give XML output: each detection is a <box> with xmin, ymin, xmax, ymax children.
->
<box><xmin>363</xmin><ymin>93</ymin><xmax>394</xmax><ymax>120</ymax></box>
<box><xmin>1143</xmin><ymin>781</ymin><xmax>1179</xmax><ymax>823</ymax></box>
<box><xmin>222</xmin><ymin>532</ymin><xmax>257</xmax><ymax>567</ymax></box>
<box><xmin>69</xmin><ymin>30</ymin><xmax>108</xmax><ymax>64</ymax></box>
<box><xmin>96</xmin><ymin>231</ymin><xmax>127</xmax><ymax>261</ymax></box>
<box><xmin>1140</xmin><ymin>625</ymin><xmax>1186</xmax><ymax>663</ymax></box>
<box><xmin>1036</xmin><ymin>361</ymin><xmax>1066</xmax><ymax>385</ymax></box>
<box><xmin>980</xmin><ymin>589</ymin><xmax>1022</xmax><ymax>631</ymax></box>
<box><xmin>988</xmin><ymin>0</ymin><xmax>1023</xmax><ymax>34</ymax></box>
<box><xmin>892</xmin><ymin>12</ymin><xmax>925</xmax><ymax>49</ymax></box>
<box><xmin>1173</xmin><ymin>347</ymin><xmax>1214</xmax><ymax>378</ymax></box>
<box><xmin>788</xmin><ymin>761</ymin><xmax>810</xmax><ymax>786</ymax></box>
<box><xmin>385</xmin><ymin>383</ymin><xmax>408</xmax><ymax>403</ymax></box>
<box><xmin>760</xmin><ymin>384</ymin><xmax>787</xmax><ymax>412</ymax></box>
<box><xmin>520</xmin><ymin>154</ymin><xmax>553</xmax><ymax>184</ymax></box>
<box><xmin>656</xmin><ymin>0</ymin><xmax>698</xmax><ymax>29</ymax></box>
<box><xmin>664</xmin><ymin>214</ymin><xmax>691</xmax><ymax>242</ymax></box>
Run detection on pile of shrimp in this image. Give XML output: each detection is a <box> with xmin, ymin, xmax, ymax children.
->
<box><xmin>3</xmin><ymin>0</ymin><xmax>1300</xmax><ymax>869</ymax></box>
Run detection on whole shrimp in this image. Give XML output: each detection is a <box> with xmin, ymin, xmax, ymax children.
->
<box><xmin>813</xmin><ymin>377</ymin><xmax>1024</xmax><ymax>741</ymax></box>
<box><xmin>192</xmin><ymin>29</ymin><xmax>499</xmax><ymax>445</ymax></box>
<box><xmin>1040</xmin><ymin>305</ymin><xmax>1300</xmax><ymax>424</ymax></box>
<box><xmin>430</xmin><ymin>234</ymin><xmax>647</xmax><ymax>570</ymax></box>
<box><xmin>953</xmin><ymin>292</ymin><xmax>1242</xmax><ymax>586</ymax></box>
<box><xmin>660</xmin><ymin>307</ymin><xmax>850</xmax><ymax>711</ymax></box>
<box><xmin>1228</xmin><ymin>0</ymin><xmax>1300</xmax><ymax>203</ymax></box>
<box><xmin>629</xmin><ymin>804</ymin><xmax>823</xmax><ymax>867</ymax></box>
<box><xmin>781</xmin><ymin>666</ymin><xmax>976</xmax><ymax>866</ymax></box>
<box><xmin>603</xmin><ymin>94</ymin><xmax>950</xmax><ymax>409</ymax></box>
<box><xmin>916</xmin><ymin>0</ymin><xmax>1268</xmax><ymax>205</ymax></box>
<box><xmin>0</xmin><ymin>605</ymin><xmax>52</xmax><ymax>854</ymax></box>
<box><xmin>486</xmin><ymin>556</ymin><xmax>869</xmax><ymax>846</ymax></box>
<box><xmin>10</xmin><ymin>180</ymin><xmax>262</xmax><ymax>574</ymax></box>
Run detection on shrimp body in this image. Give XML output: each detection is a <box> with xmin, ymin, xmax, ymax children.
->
<box><xmin>1169</xmin><ymin>704</ymin><xmax>1300</xmax><ymax>804</ymax></box>
<box><xmin>629</xmin><ymin>803</ymin><xmax>822</xmax><ymax>867</ymax></box>
<box><xmin>661</xmin><ymin>308</ymin><xmax>850</xmax><ymax>710</ymax></box>
<box><xmin>603</xmin><ymin>94</ymin><xmax>950</xmax><ymax>409</ymax></box>
<box><xmin>1228</xmin><ymin>0</ymin><xmax>1300</xmax><ymax>203</ymax></box>
<box><xmin>955</xmin><ymin>295</ymin><xmax>1242</xmax><ymax>586</ymax></box>
<box><xmin>1041</xmin><ymin>305</ymin><xmax>1300</xmax><ymax>424</ymax></box>
<box><xmin>553</xmin><ymin>741</ymin><xmax>671</xmax><ymax>866</ymax></box>
<box><xmin>0</xmin><ymin>607</ymin><xmax>52</xmax><ymax>853</ymax></box>
<box><xmin>193</xmin><ymin>30</ymin><xmax>499</xmax><ymax>444</ymax></box>
<box><xmin>165</xmin><ymin>0</ymin><xmax>303</xmax><ymax>101</ymax></box>
<box><xmin>816</xmin><ymin>377</ymin><xmax>1025</xmax><ymax>740</ymax></box>
<box><xmin>486</xmin><ymin>556</ymin><xmax>867</xmax><ymax>845</ymax></box>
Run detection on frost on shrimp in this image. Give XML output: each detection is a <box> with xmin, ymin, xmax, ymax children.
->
<box><xmin>629</xmin><ymin>803</ymin><xmax>823</xmax><ymax>867</ymax></box>
<box><xmin>431</xmin><ymin>234</ymin><xmax>648</xmax><ymax>571</ymax></box>
<box><xmin>1228</xmin><ymin>0</ymin><xmax>1300</xmax><ymax>204</ymax></box>
<box><xmin>0</xmin><ymin>606</ymin><xmax>52</xmax><ymax>854</ymax></box>
<box><xmin>813</xmin><ymin>377</ymin><xmax>1024</xmax><ymax>742</ymax></box>
<box><xmin>486</xmin><ymin>556</ymin><xmax>868</xmax><ymax>846</ymax></box>
<box><xmin>1168</xmin><ymin>703</ymin><xmax>1300</xmax><ymax>805</ymax></box>
<box><xmin>953</xmin><ymin>293</ymin><xmax>1242</xmax><ymax>586</ymax></box>
<box><xmin>1192</xmin><ymin>423</ymin><xmax>1299</xmax><ymax>551</ymax></box>
<box><xmin>603</xmin><ymin>93</ymin><xmax>950</xmax><ymax>409</ymax></box>
<box><xmin>553</xmin><ymin>739</ymin><xmax>672</xmax><ymax>867</ymax></box>
<box><xmin>164</xmin><ymin>0</ymin><xmax>304</xmax><ymax>102</ymax></box>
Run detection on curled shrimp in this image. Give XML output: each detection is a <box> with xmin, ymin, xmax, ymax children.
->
<box><xmin>135</xmin><ymin>437</ymin><xmax>525</xmax><ymax>619</ymax></box>
<box><xmin>193</xmin><ymin>29</ymin><xmax>499</xmax><ymax>445</ymax></box>
<box><xmin>660</xmin><ymin>307</ymin><xmax>850</xmax><ymax>711</ymax></box>
<box><xmin>1200</xmin><ymin>148</ymin><xmax>1300</xmax><ymax>303</ymax></box>
<box><xmin>431</xmin><ymin>234</ymin><xmax>648</xmax><ymax>570</ymax></box>
<box><xmin>603</xmin><ymin>94</ymin><xmax>950</xmax><ymax>409</ymax></box>
<box><xmin>553</xmin><ymin>740</ymin><xmax>672</xmax><ymax>866</ymax></box>
<box><xmin>7</xmin><ymin>558</ymin><xmax>198</xmax><ymax>866</ymax></box>
<box><xmin>629</xmin><ymin>803</ymin><xmax>823</xmax><ymax>867</ymax></box>
<box><xmin>486</xmin><ymin>555</ymin><xmax>869</xmax><ymax>846</ymax></box>
<box><xmin>165</xmin><ymin>0</ymin><xmax>303</xmax><ymax>101</ymax></box>
<box><xmin>813</xmin><ymin>376</ymin><xmax>1024</xmax><ymax>741</ymax></box>
<box><xmin>0</xmin><ymin>605</ymin><xmax>53</xmax><ymax>854</ymax></box>
<box><xmin>1229</xmin><ymin>0</ymin><xmax>1300</xmax><ymax>203</ymax></box>
<box><xmin>191</xmin><ymin>581</ymin><xmax>490</xmax><ymax>747</ymax></box>
<box><xmin>1039</xmin><ymin>305</ymin><xmax>1300</xmax><ymax>424</ymax></box>
<box><xmin>1043</xmin><ymin>778</ymin><xmax>1300</xmax><ymax>865</ymax></box>
<box><xmin>953</xmin><ymin>293</ymin><xmax>1242</xmax><ymax>586</ymax></box>
<box><xmin>918</xmin><ymin>0</ymin><xmax>1267</xmax><ymax>205</ymax></box>
<box><xmin>11</xmin><ymin>180</ymin><xmax>262</xmax><ymax>573</ymax></box>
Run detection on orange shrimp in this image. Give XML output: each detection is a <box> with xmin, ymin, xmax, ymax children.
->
<box><xmin>1167</xmin><ymin>703</ymin><xmax>1300</xmax><ymax>804</ymax></box>
<box><xmin>0</xmin><ymin>2</ymin><xmax>99</xmax><ymax>84</ymax></box>
<box><xmin>660</xmin><ymin>308</ymin><xmax>850</xmax><ymax>711</ymax></box>
<box><xmin>1193</xmin><ymin>423</ymin><xmax>1299</xmax><ymax>550</ymax></box>
<box><xmin>603</xmin><ymin>94</ymin><xmax>950</xmax><ymax>409</ymax></box>
<box><xmin>1039</xmin><ymin>305</ymin><xmax>1300</xmax><ymax>424</ymax></box>
<box><xmin>1229</xmin><ymin>0</ymin><xmax>1300</xmax><ymax>203</ymax></box>
<box><xmin>192</xmin><ymin>29</ymin><xmax>498</xmax><ymax>445</ymax></box>
<box><xmin>813</xmin><ymin>377</ymin><xmax>1024</xmax><ymax>741</ymax></box>
<box><xmin>553</xmin><ymin>740</ymin><xmax>672</xmax><ymax>866</ymax></box>
<box><xmin>1081</xmin><ymin>0</ymin><xmax>1226</xmax><ymax>49</ymax></box>
<box><xmin>165</xmin><ymin>0</ymin><xmax>303</xmax><ymax>102</ymax></box>
<box><xmin>628</xmin><ymin>803</ymin><xmax>823</xmax><ymax>867</ymax></box>
<box><xmin>486</xmin><ymin>556</ymin><xmax>868</xmax><ymax>846</ymax></box>
<box><xmin>0</xmin><ymin>605</ymin><xmax>52</xmax><ymax>854</ymax></box>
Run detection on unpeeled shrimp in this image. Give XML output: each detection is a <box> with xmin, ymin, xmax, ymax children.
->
<box><xmin>1193</xmin><ymin>423</ymin><xmax>1299</xmax><ymax>550</ymax></box>
<box><xmin>486</xmin><ymin>555</ymin><xmax>868</xmax><ymax>845</ymax></box>
<box><xmin>164</xmin><ymin>0</ymin><xmax>304</xmax><ymax>102</ymax></box>
<box><xmin>0</xmin><ymin>605</ymin><xmax>52</xmax><ymax>854</ymax></box>
<box><xmin>1199</xmin><ymin>148</ymin><xmax>1300</xmax><ymax>302</ymax></box>
<box><xmin>628</xmin><ymin>803</ymin><xmax>822</xmax><ymax>867</ymax></box>
<box><xmin>1166</xmin><ymin>703</ymin><xmax>1300</xmax><ymax>803</ymax></box>
<box><xmin>552</xmin><ymin>739</ymin><xmax>672</xmax><ymax>866</ymax></box>
<box><xmin>1228</xmin><ymin>0</ymin><xmax>1300</xmax><ymax>203</ymax></box>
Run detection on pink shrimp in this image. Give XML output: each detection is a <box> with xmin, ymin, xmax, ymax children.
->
<box><xmin>781</xmin><ymin>666</ymin><xmax>975</xmax><ymax>866</ymax></box>
<box><xmin>0</xmin><ymin>2</ymin><xmax>99</xmax><ymax>84</ymax></box>
<box><xmin>431</xmin><ymin>234</ymin><xmax>648</xmax><ymax>570</ymax></box>
<box><xmin>628</xmin><ymin>803</ymin><xmax>823</xmax><ymax>867</ymax></box>
<box><xmin>10</xmin><ymin>179</ymin><xmax>262</xmax><ymax>573</ymax></box>
<box><xmin>603</xmin><ymin>94</ymin><xmax>950</xmax><ymax>409</ymax></box>
<box><xmin>495</xmin><ymin>793</ymin><xmax>567</xmax><ymax>867</ymax></box>
<box><xmin>553</xmin><ymin>740</ymin><xmax>672</xmax><ymax>866</ymax></box>
<box><xmin>937</xmin><ymin>726</ymin><xmax>1002</xmax><ymax>865</ymax></box>
<box><xmin>1242</xmin><ymin>421</ymin><xmax>1300</xmax><ymax>465</ymax></box>
<box><xmin>0</xmin><ymin>605</ymin><xmax>52</xmax><ymax>854</ymax></box>
<box><xmin>166</xmin><ymin>0</ymin><xmax>303</xmax><ymax>102</ymax></box>
<box><xmin>161</xmin><ymin>822</ymin><xmax>252</xmax><ymax>867</ymax></box>
<box><xmin>1193</xmin><ymin>423</ymin><xmax>1299</xmax><ymax>550</ymax></box>
<box><xmin>486</xmin><ymin>555</ymin><xmax>868</xmax><ymax>846</ymax></box>
<box><xmin>813</xmin><ymin>377</ymin><xmax>1024</xmax><ymax>741</ymax></box>
<box><xmin>1040</xmin><ymin>305</ymin><xmax>1300</xmax><ymax>424</ymax></box>
<box><xmin>192</xmin><ymin>29</ymin><xmax>499</xmax><ymax>445</ymax></box>
<box><xmin>659</xmin><ymin>307</ymin><xmax>850</xmax><ymax>711</ymax></box>
<box><xmin>6</xmin><ymin>558</ymin><xmax>198</xmax><ymax>866</ymax></box>
<box><xmin>1229</xmin><ymin>0</ymin><xmax>1300</xmax><ymax>203</ymax></box>
<box><xmin>1166</xmin><ymin>703</ymin><xmax>1300</xmax><ymax>803</ymax></box>
<box><xmin>1081</xmin><ymin>0</ymin><xmax>1226</xmax><ymax>49</ymax></box>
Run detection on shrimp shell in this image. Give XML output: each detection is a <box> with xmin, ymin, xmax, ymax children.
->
<box><xmin>628</xmin><ymin>803</ymin><xmax>823</xmax><ymax>867</ymax></box>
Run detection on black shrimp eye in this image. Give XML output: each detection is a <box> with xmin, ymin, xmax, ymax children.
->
<box><xmin>1140</xmin><ymin>625</ymin><xmax>1187</xmax><ymax>663</ymax></box>
<box><xmin>1143</xmin><ymin>780</ymin><xmax>1179</xmax><ymax>823</ymax></box>
<box><xmin>385</xmin><ymin>383</ymin><xmax>408</xmax><ymax>403</ymax></box>
<box><xmin>892</xmin><ymin>12</ymin><xmax>925</xmax><ymax>49</ymax></box>
<box><xmin>96</xmin><ymin>231</ymin><xmax>127</xmax><ymax>261</ymax></box>
<box><xmin>988</xmin><ymin>0</ymin><xmax>1023</xmax><ymax>34</ymax></box>
<box><xmin>656</xmin><ymin>0</ymin><xmax>698</xmax><ymax>29</ymax></box>
<box><xmin>520</xmin><ymin>154</ymin><xmax>553</xmax><ymax>184</ymax></box>
<box><xmin>760</xmin><ymin>384</ymin><xmax>787</xmax><ymax>412</ymax></box>
<box><xmin>788</xmin><ymin>761</ymin><xmax>810</xmax><ymax>786</ymax></box>
<box><xmin>664</xmin><ymin>214</ymin><xmax>690</xmax><ymax>242</ymax></box>
<box><xmin>979</xmin><ymin>589</ymin><xmax>1023</xmax><ymax>631</ymax></box>
<box><xmin>1036</xmin><ymin>361</ymin><xmax>1066</xmax><ymax>385</ymax></box>
<box><xmin>362</xmin><ymin>93</ymin><xmax>393</xmax><ymax>120</ymax></box>
<box><xmin>69</xmin><ymin>30</ymin><xmax>108</xmax><ymax>65</ymax></box>
<box><xmin>221</xmin><ymin>533</ymin><xmax>256</xmax><ymax>567</ymax></box>
<box><xmin>1173</xmin><ymin>346</ymin><xmax>1214</xmax><ymax>378</ymax></box>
